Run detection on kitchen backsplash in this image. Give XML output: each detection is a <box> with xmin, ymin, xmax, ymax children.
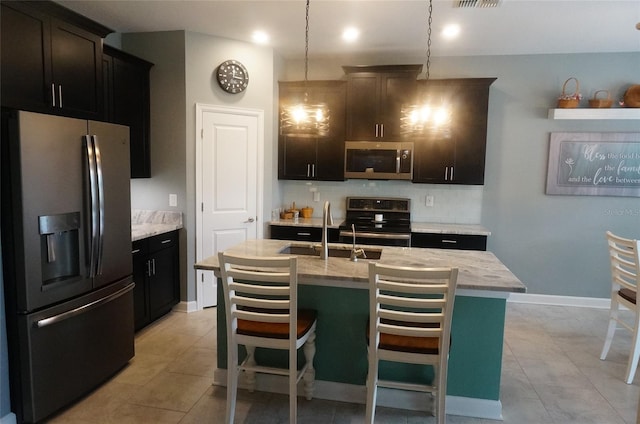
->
<box><xmin>279</xmin><ymin>180</ymin><xmax>482</xmax><ymax>223</ymax></box>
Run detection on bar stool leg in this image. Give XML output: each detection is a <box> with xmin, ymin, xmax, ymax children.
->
<box><xmin>245</xmin><ymin>345</ymin><xmax>257</xmax><ymax>392</ymax></box>
<box><xmin>432</xmin><ymin>365</ymin><xmax>439</xmax><ymax>417</ymax></box>
<box><xmin>303</xmin><ymin>332</ymin><xmax>316</xmax><ymax>400</ymax></box>
<box><xmin>226</xmin><ymin>341</ymin><xmax>239</xmax><ymax>424</ymax></box>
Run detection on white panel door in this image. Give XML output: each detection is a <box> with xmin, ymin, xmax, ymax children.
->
<box><xmin>196</xmin><ymin>105</ymin><xmax>263</xmax><ymax>308</ymax></box>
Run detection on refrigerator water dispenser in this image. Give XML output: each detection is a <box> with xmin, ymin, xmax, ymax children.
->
<box><xmin>39</xmin><ymin>212</ymin><xmax>81</xmax><ymax>285</ymax></box>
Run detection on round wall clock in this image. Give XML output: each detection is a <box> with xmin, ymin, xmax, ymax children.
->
<box><xmin>216</xmin><ymin>60</ymin><xmax>249</xmax><ymax>94</ymax></box>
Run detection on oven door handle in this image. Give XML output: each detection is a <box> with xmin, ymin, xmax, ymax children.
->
<box><xmin>339</xmin><ymin>231</ymin><xmax>411</xmax><ymax>240</ymax></box>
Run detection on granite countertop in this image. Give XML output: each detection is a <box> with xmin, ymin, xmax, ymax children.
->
<box><xmin>270</xmin><ymin>219</ymin><xmax>490</xmax><ymax>236</ymax></box>
<box><xmin>410</xmin><ymin>222</ymin><xmax>491</xmax><ymax>236</ymax></box>
<box><xmin>131</xmin><ymin>210</ymin><xmax>183</xmax><ymax>241</ymax></box>
<box><xmin>195</xmin><ymin>239</ymin><xmax>525</xmax><ymax>294</ymax></box>
<box><xmin>269</xmin><ymin>218</ymin><xmax>340</xmax><ymax>228</ymax></box>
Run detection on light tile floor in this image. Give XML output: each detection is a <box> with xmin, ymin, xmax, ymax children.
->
<box><xmin>49</xmin><ymin>302</ymin><xmax>640</xmax><ymax>423</ymax></box>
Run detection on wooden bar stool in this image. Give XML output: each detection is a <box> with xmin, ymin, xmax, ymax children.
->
<box><xmin>366</xmin><ymin>262</ymin><xmax>458</xmax><ymax>424</ymax></box>
<box><xmin>218</xmin><ymin>252</ymin><xmax>317</xmax><ymax>423</ymax></box>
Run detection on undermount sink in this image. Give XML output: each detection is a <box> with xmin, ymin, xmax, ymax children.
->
<box><xmin>278</xmin><ymin>244</ymin><xmax>382</xmax><ymax>260</ymax></box>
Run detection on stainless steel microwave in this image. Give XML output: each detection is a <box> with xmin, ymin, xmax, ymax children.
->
<box><xmin>344</xmin><ymin>141</ymin><xmax>414</xmax><ymax>180</ymax></box>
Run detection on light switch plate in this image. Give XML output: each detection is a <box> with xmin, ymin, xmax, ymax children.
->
<box><xmin>169</xmin><ymin>194</ymin><xmax>178</xmax><ymax>207</ymax></box>
<box><xmin>426</xmin><ymin>195</ymin><xmax>434</xmax><ymax>207</ymax></box>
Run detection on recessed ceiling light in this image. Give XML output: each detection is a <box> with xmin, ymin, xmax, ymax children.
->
<box><xmin>252</xmin><ymin>30</ymin><xmax>270</xmax><ymax>45</ymax></box>
<box><xmin>342</xmin><ymin>27</ymin><xmax>359</xmax><ymax>43</ymax></box>
<box><xmin>442</xmin><ymin>24</ymin><xmax>461</xmax><ymax>39</ymax></box>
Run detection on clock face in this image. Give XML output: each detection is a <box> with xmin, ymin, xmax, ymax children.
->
<box><xmin>217</xmin><ymin>60</ymin><xmax>249</xmax><ymax>94</ymax></box>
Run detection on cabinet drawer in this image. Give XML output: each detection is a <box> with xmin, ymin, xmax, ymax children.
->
<box><xmin>270</xmin><ymin>225</ymin><xmax>340</xmax><ymax>243</ymax></box>
<box><xmin>411</xmin><ymin>233</ymin><xmax>487</xmax><ymax>251</ymax></box>
<box><xmin>271</xmin><ymin>225</ymin><xmax>322</xmax><ymax>242</ymax></box>
<box><xmin>147</xmin><ymin>231</ymin><xmax>177</xmax><ymax>252</ymax></box>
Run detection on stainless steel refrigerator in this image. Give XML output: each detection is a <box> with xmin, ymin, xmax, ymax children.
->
<box><xmin>1</xmin><ymin>110</ymin><xmax>134</xmax><ymax>423</ymax></box>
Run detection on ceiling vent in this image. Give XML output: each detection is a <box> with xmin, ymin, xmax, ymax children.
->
<box><xmin>456</xmin><ymin>0</ymin><xmax>502</xmax><ymax>8</ymax></box>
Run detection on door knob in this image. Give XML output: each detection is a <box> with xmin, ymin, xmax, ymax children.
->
<box><xmin>244</xmin><ymin>217</ymin><xmax>255</xmax><ymax>223</ymax></box>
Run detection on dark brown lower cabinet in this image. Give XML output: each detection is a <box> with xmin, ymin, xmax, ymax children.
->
<box><xmin>411</xmin><ymin>232</ymin><xmax>487</xmax><ymax>251</ymax></box>
<box><xmin>132</xmin><ymin>231</ymin><xmax>179</xmax><ymax>331</ymax></box>
<box><xmin>270</xmin><ymin>225</ymin><xmax>339</xmax><ymax>243</ymax></box>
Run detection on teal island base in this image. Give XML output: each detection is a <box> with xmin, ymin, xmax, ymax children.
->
<box><xmin>214</xmin><ymin>282</ymin><xmax>507</xmax><ymax>420</ymax></box>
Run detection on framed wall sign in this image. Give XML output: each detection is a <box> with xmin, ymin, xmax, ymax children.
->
<box><xmin>546</xmin><ymin>132</ymin><xmax>640</xmax><ymax>197</ymax></box>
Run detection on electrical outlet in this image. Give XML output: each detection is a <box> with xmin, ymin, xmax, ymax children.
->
<box><xmin>169</xmin><ymin>193</ymin><xmax>178</xmax><ymax>207</ymax></box>
<box><xmin>425</xmin><ymin>195</ymin><xmax>434</xmax><ymax>207</ymax></box>
<box><xmin>313</xmin><ymin>192</ymin><xmax>320</xmax><ymax>202</ymax></box>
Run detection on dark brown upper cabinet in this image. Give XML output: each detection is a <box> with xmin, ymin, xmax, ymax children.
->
<box><xmin>103</xmin><ymin>46</ymin><xmax>153</xmax><ymax>178</ymax></box>
<box><xmin>1</xmin><ymin>1</ymin><xmax>111</xmax><ymax>120</ymax></box>
<box><xmin>412</xmin><ymin>78</ymin><xmax>496</xmax><ymax>185</ymax></box>
<box><xmin>343</xmin><ymin>65</ymin><xmax>421</xmax><ymax>141</ymax></box>
<box><xmin>278</xmin><ymin>81</ymin><xmax>346</xmax><ymax>181</ymax></box>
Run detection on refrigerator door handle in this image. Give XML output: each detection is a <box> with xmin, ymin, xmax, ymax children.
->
<box><xmin>34</xmin><ymin>282</ymin><xmax>135</xmax><ymax>328</ymax></box>
<box><xmin>92</xmin><ymin>135</ymin><xmax>105</xmax><ymax>275</ymax></box>
<box><xmin>85</xmin><ymin>135</ymin><xmax>99</xmax><ymax>278</ymax></box>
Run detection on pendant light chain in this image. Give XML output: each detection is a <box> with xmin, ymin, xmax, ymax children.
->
<box><xmin>304</xmin><ymin>0</ymin><xmax>310</xmax><ymax>83</ymax></box>
<box><xmin>303</xmin><ymin>0</ymin><xmax>310</xmax><ymax>102</ymax></box>
<box><xmin>426</xmin><ymin>0</ymin><xmax>433</xmax><ymax>81</ymax></box>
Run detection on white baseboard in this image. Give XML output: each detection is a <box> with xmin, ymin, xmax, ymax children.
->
<box><xmin>0</xmin><ymin>412</ymin><xmax>16</xmax><ymax>424</ymax></box>
<box><xmin>212</xmin><ymin>369</ymin><xmax>503</xmax><ymax>420</ymax></box>
<box><xmin>507</xmin><ymin>293</ymin><xmax>610</xmax><ymax>309</ymax></box>
<box><xmin>173</xmin><ymin>300</ymin><xmax>198</xmax><ymax>313</ymax></box>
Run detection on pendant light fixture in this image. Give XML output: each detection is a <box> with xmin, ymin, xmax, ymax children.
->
<box><xmin>280</xmin><ymin>0</ymin><xmax>330</xmax><ymax>137</ymax></box>
<box><xmin>401</xmin><ymin>0</ymin><xmax>451</xmax><ymax>136</ymax></box>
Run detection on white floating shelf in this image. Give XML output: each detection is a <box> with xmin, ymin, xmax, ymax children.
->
<box><xmin>548</xmin><ymin>108</ymin><xmax>640</xmax><ymax>120</ymax></box>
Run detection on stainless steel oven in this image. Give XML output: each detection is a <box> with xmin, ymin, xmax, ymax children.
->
<box><xmin>338</xmin><ymin>197</ymin><xmax>411</xmax><ymax>247</ymax></box>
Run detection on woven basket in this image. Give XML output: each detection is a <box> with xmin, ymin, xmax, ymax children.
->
<box><xmin>588</xmin><ymin>90</ymin><xmax>613</xmax><ymax>108</ymax></box>
<box><xmin>557</xmin><ymin>77</ymin><xmax>581</xmax><ymax>108</ymax></box>
<box><xmin>623</xmin><ymin>85</ymin><xmax>640</xmax><ymax>108</ymax></box>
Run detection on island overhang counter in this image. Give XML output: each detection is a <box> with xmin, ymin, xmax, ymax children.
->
<box><xmin>195</xmin><ymin>239</ymin><xmax>526</xmax><ymax>420</ymax></box>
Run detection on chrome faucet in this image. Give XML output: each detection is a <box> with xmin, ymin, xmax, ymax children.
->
<box><xmin>320</xmin><ymin>201</ymin><xmax>333</xmax><ymax>260</ymax></box>
<box><xmin>349</xmin><ymin>224</ymin><xmax>366</xmax><ymax>262</ymax></box>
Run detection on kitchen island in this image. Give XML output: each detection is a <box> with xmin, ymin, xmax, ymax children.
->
<box><xmin>195</xmin><ymin>239</ymin><xmax>525</xmax><ymax>419</ymax></box>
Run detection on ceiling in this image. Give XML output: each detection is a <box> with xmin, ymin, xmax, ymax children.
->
<box><xmin>56</xmin><ymin>0</ymin><xmax>640</xmax><ymax>59</ymax></box>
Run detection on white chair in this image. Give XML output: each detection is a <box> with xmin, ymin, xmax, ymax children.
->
<box><xmin>366</xmin><ymin>262</ymin><xmax>458</xmax><ymax>424</ymax></box>
<box><xmin>218</xmin><ymin>252</ymin><xmax>317</xmax><ymax>424</ymax></box>
<box><xmin>600</xmin><ymin>231</ymin><xmax>640</xmax><ymax>384</ymax></box>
